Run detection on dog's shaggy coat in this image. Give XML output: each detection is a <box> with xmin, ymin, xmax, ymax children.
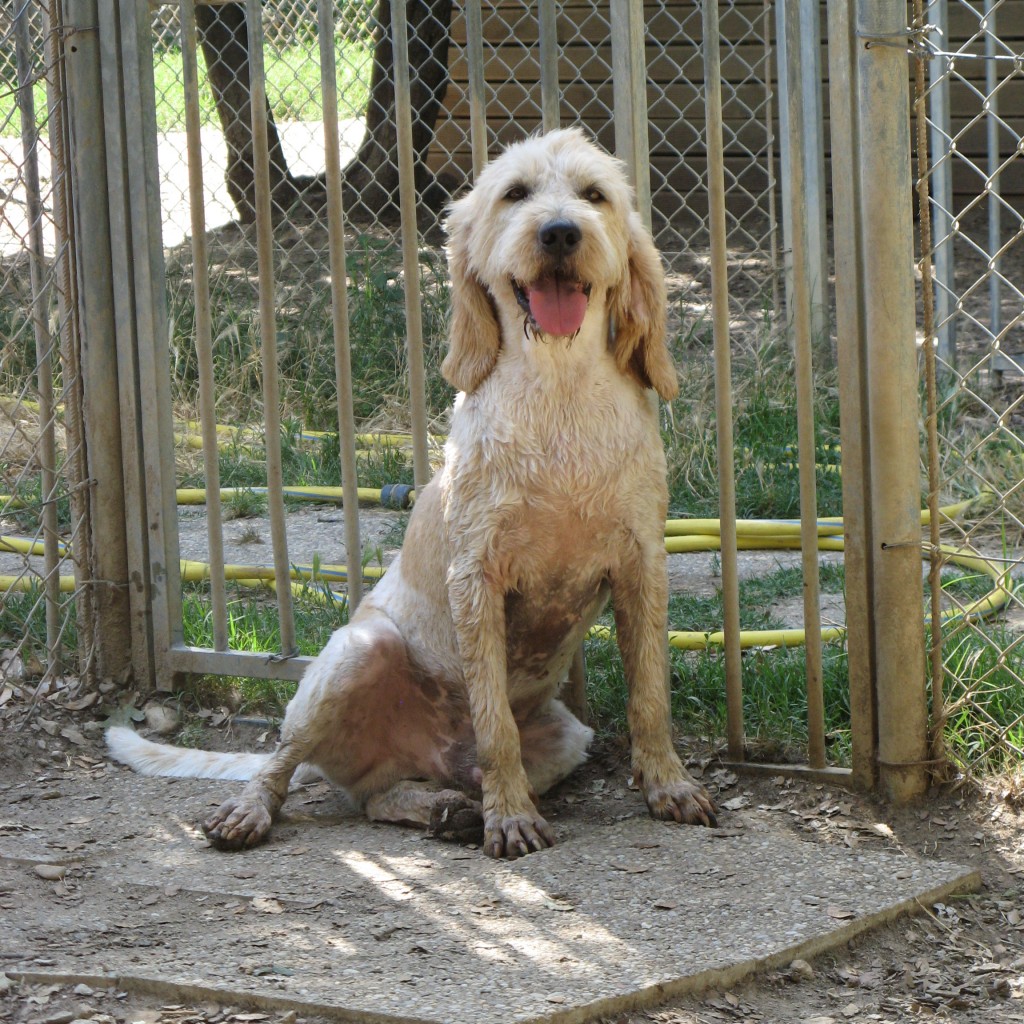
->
<box><xmin>107</xmin><ymin>129</ymin><xmax>716</xmax><ymax>858</ymax></box>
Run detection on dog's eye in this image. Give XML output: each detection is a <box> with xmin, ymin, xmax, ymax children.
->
<box><xmin>504</xmin><ymin>184</ymin><xmax>529</xmax><ymax>202</ymax></box>
<box><xmin>583</xmin><ymin>186</ymin><xmax>605</xmax><ymax>204</ymax></box>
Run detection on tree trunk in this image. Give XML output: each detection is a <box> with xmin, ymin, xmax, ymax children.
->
<box><xmin>194</xmin><ymin>0</ymin><xmax>454</xmax><ymax>227</ymax></box>
<box><xmin>195</xmin><ymin>2</ymin><xmax>304</xmax><ymax>223</ymax></box>
<box><xmin>342</xmin><ymin>0</ymin><xmax>454</xmax><ymax>224</ymax></box>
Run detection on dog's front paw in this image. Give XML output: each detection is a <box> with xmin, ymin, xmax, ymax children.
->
<box><xmin>201</xmin><ymin>797</ymin><xmax>273</xmax><ymax>851</ymax></box>
<box><xmin>483</xmin><ymin>810</ymin><xmax>556</xmax><ymax>860</ymax></box>
<box><xmin>644</xmin><ymin>776</ymin><xmax>718</xmax><ymax>828</ymax></box>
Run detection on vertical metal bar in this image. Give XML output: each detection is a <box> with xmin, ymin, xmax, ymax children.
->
<box><xmin>984</xmin><ymin>0</ymin><xmax>1000</xmax><ymax>342</ymax></box>
<box><xmin>392</xmin><ymin>0</ymin><xmax>431</xmax><ymax>490</ymax></box>
<box><xmin>778</xmin><ymin>0</ymin><xmax>825</xmax><ymax>768</ymax></box>
<box><xmin>703</xmin><ymin>0</ymin><xmax>744</xmax><ymax>761</ymax></box>
<box><xmin>181</xmin><ymin>0</ymin><xmax>229</xmax><ymax>649</ymax></box>
<box><xmin>538</xmin><ymin>0</ymin><xmax>560</xmax><ymax>133</ymax></box>
<box><xmin>856</xmin><ymin>0</ymin><xmax>929</xmax><ymax>801</ymax></box>
<box><xmin>63</xmin><ymin>0</ymin><xmax>135</xmax><ymax>686</ymax></box>
<box><xmin>762</xmin><ymin>0</ymin><xmax>781</xmax><ymax>317</ymax></box>
<box><xmin>611</xmin><ymin>0</ymin><xmax>651</xmax><ymax>226</ymax></box>
<box><xmin>912</xmin><ymin>0</ymin><xmax>946</xmax><ymax>767</ymax></box>
<box><xmin>15</xmin><ymin>5</ymin><xmax>62</xmax><ymax>678</ymax></box>
<box><xmin>928</xmin><ymin>0</ymin><xmax>956</xmax><ymax>370</ymax></box>
<box><xmin>245</xmin><ymin>0</ymin><xmax>297</xmax><ymax>653</ymax></box>
<box><xmin>114</xmin><ymin>0</ymin><xmax>184</xmax><ymax>686</ymax></box>
<box><xmin>775</xmin><ymin>0</ymin><xmax>830</xmax><ymax>364</ymax></box>
<box><xmin>827</xmin><ymin>0</ymin><xmax>876</xmax><ymax>791</ymax></box>
<box><xmin>46</xmin><ymin>0</ymin><xmax>92</xmax><ymax>677</ymax></box>
<box><xmin>464</xmin><ymin>0</ymin><xmax>488</xmax><ymax>176</ymax></box>
<box><xmin>318</xmin><ymin>0</ymin><xmax>363</xmax><ymax>610</ymax></box>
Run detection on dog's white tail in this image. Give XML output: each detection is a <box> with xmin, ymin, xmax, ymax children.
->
<box><xmin>106</xmin><ymin>726</ymin><xmax>269</xmax><ymax>781</ymax></box>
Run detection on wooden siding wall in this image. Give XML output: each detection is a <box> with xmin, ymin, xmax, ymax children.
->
<box><xmin>427</xmin><ymin>0</ymin><xmax>1024</xmax><ymax>218</ymax></box>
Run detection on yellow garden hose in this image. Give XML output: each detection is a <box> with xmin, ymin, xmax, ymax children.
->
<box><xmin>2</xmin><ymin>493</ymin><xmax>1012</xmax><ymax>647</ymax></box>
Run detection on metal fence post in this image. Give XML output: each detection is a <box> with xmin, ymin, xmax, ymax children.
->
<box><xmin>703</xmin><ymin>0</ymin><xmax>744</xmax><ymax>763</ymax></box>
<box><xmin>928</xmin><ymin>0</ymin><xmax>956</xmax><ymax>371</ymax></box>
<box><xmin>776</xmin><ymin>0</ymin><xmax>830</xmax><ymax>365</ymax></box>
<box><xmin>610</xmin><ymin>0</ymin><xmax>651</xmax><ymax>226</ymax></box>
<box><xmin>94</xmin><ymin>0</ymin><xmax>182</xmax><ymax>689</ymax></box>
<box><xmin>826</xmin><ymin>0</ymin><xmax>876</xmax><ymax>791</ymax></box>
<box><xmin>61</xmin><ymin>0</ymin><xmax>136</xmax><ymax>687</ymax></box>
<box><xmin>833</xmin><ymin>0</ymin><xmax>930</xmax><ymax>800</ymax></box>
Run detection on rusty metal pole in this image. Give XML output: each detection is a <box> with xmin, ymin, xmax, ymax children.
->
<box><xmin>62</xmin><ymin>0</ymin><xmax>135</xmax><ymax>687</ymax></box>
<box><xmin>844</xmin><ymin>0</ymin><xmax>930</xmax><ymax>800</ymax></box>
<box><xmin>703</xmin><ymin>0</ymin><xmax>745</xmax><ymax>762</ymax></box>
<box><xmin>826</xmin><ymin>0</ymin><xmax>877</xmax><ymax>791</ymax></box>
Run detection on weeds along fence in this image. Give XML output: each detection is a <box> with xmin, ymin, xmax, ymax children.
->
<box><xmin>0</xmin><ymin>0</ymin><xmax>1022</xmax><ymax>788</ymax></box>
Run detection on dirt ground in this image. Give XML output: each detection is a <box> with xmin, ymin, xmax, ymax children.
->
<box><xmin>1</xmin><ymin>691</ymin><xmax>1022</xmax><ymax>1024</ymax></box>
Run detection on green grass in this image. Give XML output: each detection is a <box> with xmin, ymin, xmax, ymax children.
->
<box><xmin>941</xmin><ymin>623</ymin><xmax>1024</xmax><ymax>773</ymax></box>
<box><xmin>2</xmin><ymin>40</ymin><xmax>373</xmax><ymax>139</ymax></box>
<box><xmin>664</xmin><ymin>335</ymin><xmax>844</xmax><ymax>519</ymax></box>
<box><xmin>150</xmin><ymin>39</ymin><xmax>373</xmax><ymax>132</ymax></box>
<box><xmin>0</xmin><ymin>584</ymin><xmax>79</xmax><ymax>671</ymax></box>
<box><xmin>166</xmin><ymin>238</ymin><xmax>454</xmax><ymax>432</ymax></box>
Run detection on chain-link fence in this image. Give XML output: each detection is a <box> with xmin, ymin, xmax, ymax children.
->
<box><xmin>7</xmin><ymin>0</ymin><xmax>1020</xmax><ymax>783</ymax></box>
<box><xmin>0</xmin><ymin>1</ymin><xmax>93</xmax><ymax>704</ymax></box>
<box><xmin>917</xmin><ymin>0</ymin><xmax>1024</xmax><ymax>774</ymax></box>
<box><xmin>151</xmin><ymin>0</ymin><xmax>780</xmax><ymax>445</ymax></box>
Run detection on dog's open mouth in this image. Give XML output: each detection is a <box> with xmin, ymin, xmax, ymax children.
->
<box><xmin>513</xmin><ymin>276</ymin><xmax>592</xmax><ymax>337</ymax></box>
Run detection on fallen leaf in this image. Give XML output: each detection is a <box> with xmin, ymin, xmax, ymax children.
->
<box><xmin>62</xmin><ymin>693</ymin><xmax>98</xmax><ymax>711</ymax></box>
<box><xmin>542</xmin><ymin>897</ymin><xmax>575</xmax><ymax>912</ymax></box>
<box><xmin>60</xmin><ymin>726</ymin><xmax>87</xmax><ymax>746</ymax></box>
<box><xmin>250</xmin><ymin>897</ymin><xmax>284</xmax><ymax>914</ymax></box>
<box><xmin>827</xmin><ymin>905</ymin><xmax>855</xmax><ymax>920</ymax></box>
<box><xmin>722</xmin><ymin>795</ymin><xmax>749</xmax><ymax>811</ymax></box>
<box><xmin>653</xmin><ymin>898</ymin><xmax>678</xmax><ymax>910</ymax></box>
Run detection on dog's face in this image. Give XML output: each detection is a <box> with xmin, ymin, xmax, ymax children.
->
<box><xmin>442</xmin><ymin>129</ymin><xmax>678</xmax><ymax>401</ymax></box>
<box><xmin>451</xmin><ymin>131</ymin><xmax>634</xmax><ymax>337</ymax></box>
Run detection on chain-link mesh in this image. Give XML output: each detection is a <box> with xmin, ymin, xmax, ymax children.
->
<box><xmin>153</xmin><ymin>1</ymin><xmax>456</xmax><ymax>439</ymax></box>
<box><xmin>153</xmin><ymin>0</ymin><xmax>780</xmax><ymax>442</ymax></box>
<box><xmin>0</xmin><ymin>1</ymin><xmax>89</xmax><ymax>703</ymax></box>
<box><xmin>918</xmin><ymin>0</ymin><xmax>1024</xmax><ymax>773</ymax></box>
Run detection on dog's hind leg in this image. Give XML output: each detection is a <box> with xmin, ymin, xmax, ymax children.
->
<box><xmin>366</xmin><ymin>781</ymin><xmax>484</xmax><ymax>844</ymax></box>
<box><xmin>519</xmin><ymin>698</ymin><xmax>594</xmax><ymax>796</ymax></box>
<box><xmin>202</xmin><ymin>612</ymin><xmax>423</xmax><ymax>851</ymax></box>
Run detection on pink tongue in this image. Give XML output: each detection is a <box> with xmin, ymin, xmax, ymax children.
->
<box><xmin>527</xmin><ymin>278</ymin><xmax>588</xmax><ymax>336</ymax></box>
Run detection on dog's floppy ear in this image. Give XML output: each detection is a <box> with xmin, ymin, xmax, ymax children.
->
<box><xmin>610</xmin><ymin>212</ymin><xmax>678</xmax><ymax>401</ymax></box>
<box><xmin>441</xmin><ymin>202</ymin><xmax>501</xmax><ymax>394</ymax></box>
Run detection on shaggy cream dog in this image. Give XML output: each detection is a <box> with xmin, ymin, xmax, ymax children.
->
<box><xmin>108</xmin><ymin>129</ymin><xmax>717</xmax><ymax>858</ymax></box>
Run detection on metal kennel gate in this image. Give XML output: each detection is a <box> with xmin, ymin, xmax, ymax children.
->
<box><xmin>5</xmin><ymin>0</ymin><xmax>952</xmax><ymax>796</ymax></box>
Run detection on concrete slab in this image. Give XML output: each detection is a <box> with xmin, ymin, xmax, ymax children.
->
<box><xmin>2</xmin><ymin>764</ymin><xmax>979</xmax><ymax>1024</ymax></box>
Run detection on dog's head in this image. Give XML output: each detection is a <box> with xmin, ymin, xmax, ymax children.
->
<box><xmin>442</xmin><ymin>128</ymin><xmax>678</xmax><ymax>400</ymax></box>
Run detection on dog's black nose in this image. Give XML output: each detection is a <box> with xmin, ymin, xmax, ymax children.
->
<box><xmin>538</xmin><ymin>219</ymin><xmax>582</xmax><ymax>258</ymax></box>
